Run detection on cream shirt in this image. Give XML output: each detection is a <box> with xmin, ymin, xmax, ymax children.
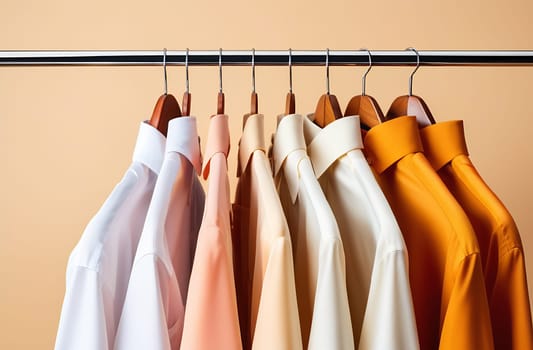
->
<box><xmin>303</xmin><ymin>115</ymin><xmax>419</xmax><ymax>350</ymax></box>
<box><xmin>114</xmin><ymin>117</ymin><xmax>204</xmax><ymax>350</ymax></box>
<box><xmin>55</xmin><ymin>122</ymin><xmax>165</xmax><ymax>350</ymax></box>
<box><xmin>233</xmin><ymin>114</ymin><xmax>302</xmax><ymax>350</ymax></box>
<box><xmin>271</xmin><ymin>114</ymin><xmax>354</xmax><ymax>350</ymax></box>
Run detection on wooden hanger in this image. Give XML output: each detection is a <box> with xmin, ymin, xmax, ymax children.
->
<box><xmin>149</xmin><ymin>49</ymin><xmax>181</xmax><ymax>136</ymax></box>
<box><xmin>386</xmin><ymin>48</ymin><xmax>436</xmax><ymax>127</ymax></box>
<box><xmin>182</xmin><ymin>48</ymin><xmax>191</xmax><ymax>116</ymax></box>
<box><xmin>284</xmin><ymin>49</ymin><xmax>296</xmax><ymax>115</ymax></box>
<box><xmin>243</xmin><ymin>50</ymin><xmax>259</xmax><ymax>126</ymax></box>
<box><xmin>314</xmin><ymin>49</ymin><xmax>343</xmax><ymax>128</ymax></box>
<box><xmin>345</xmin><ymin>49</ymin><xmax>385</xmax><ymax>130</ymax></box>
<box><xmin>217</xmin><ymin>48</ymin><xmax>225</xmax><ymax>115</ymax></box>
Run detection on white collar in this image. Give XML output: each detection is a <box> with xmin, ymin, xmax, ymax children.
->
<box><xmin>132</xmin><ymin>121</ymin><xmax>166</xmax><ymax>175</ymax></box>
<box><xmin>166</xmin><ymin>117</ymin><xmax>202</xmax><ymax>175</ymax></box>
<box><xmin>303</xmin><ymin>114</ymin><xmax>363</xmax><ymax>178</ymax></box>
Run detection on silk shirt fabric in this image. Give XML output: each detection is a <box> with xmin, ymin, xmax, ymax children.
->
<box><xmin>114</xmin><ymin>117</ymin><xmax>205</xmax><ymax>350</ymax></box>
<box><xmin>180</xmin><ymin>114</ymin><xmax>242</xmax><ymax>350</ymax></box>
<box><xmin>420</xmin><ymin>121</ymin><xmax>533</xmax><ymax>350</ymax></box>
<box><xmin>364</xmin><ymin>116</ymin><xmax>494</xmax><ymax>350</ymax></box>
<box><xmin>55</xmin><ymin>122</ymin><xmax>165</xmax><ymax>350</ymax></box>
<box><xmin>271</xmin><ymin>114</ymin><xmax>354</xmax><ymax>350</ymax></box>
<box><xmin>302</xmin><ymin>114</ymin><xmax>420</xmax><ymax>350</ymax></box>
<box><xmin>232</xmin><ymin>114</ymin><xmax>302</xmax><ymax>350</ymax></box>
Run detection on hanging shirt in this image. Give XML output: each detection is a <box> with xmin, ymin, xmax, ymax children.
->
<box><xmin>271</xmin><ymin>114</ymin><xmax>354</xmax><ymax>350</ymax></box>
<box><xmin>55</xmin><ymin>122</ymin><xmax>165</xmax><ymax>350</ymax></box>
<box><xmin>364</xmin><ymin>116</ymin><xmax>494</xmax><ymax>350</ymax></box>
<box><xmin>114</xmin><ymin>116</ymin><xmax>204</xmax><ymax>350</ymax></box>
<box><xmin>302</xmin><ymin>114</ymin><xmax>420</xmax><ymax>350</ymax></box>
<box><xmin>419</xmin><ymin>120</ymin><xmax>533</xmax><ymax>350</ymax></box>
<box><xmin>232</xmin><ymin>113</ymin><xmax>302</xmax><ymax>350</ymax></box>
<box><xmin>180</xmin><ymin>114</ymin><xmax>242</xmax><ymax>350</ymax></box>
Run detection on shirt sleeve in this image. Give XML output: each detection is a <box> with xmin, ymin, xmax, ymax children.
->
<box><xmin>439</xmin><ymin>253</ymin><xmax>494</xmax><ymax>350</ymax></box>
<box><xmin>358</xmin><ymin>250</ymin><xmax>420</xmax><ymax>350</ymax></box>
<box><xmin>308</xmin><ymin>239</ymin><xmax>355</xmax><ymax>350</ymax></box>
<box><xmin>180</xmin><ymin>225</ymin><xmax>242</xmax><ymax>350</ymax></box>
<box><xmin>491</xmin><ymin>247</ymin><xmax>533</xmax><ymax>349</ymax></box>
<box><xmin>252</xmin><ymin>236</ymin><xmax>303</xmax><ymax>350</ymax></box>
<box><xmin>55</xmin><ymin>266</ymin><xmax>108</xmax><ymax>350</ymax></box>
<box><xmin>114</xmin><ymin>254</ymin><xmax>183</xmax><ymax>350</ymax></box>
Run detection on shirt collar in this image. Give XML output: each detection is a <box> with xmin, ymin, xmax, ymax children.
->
<box><xmin>166</xmin><ymin>116</ymin><xmax>202</xmax><ymax>175</ymax></box>
<box><xmin>237</xmin><ymin>113</ymin><xmax>265</xmax><ymax>177</ymax></box>
<box><xmin>132</xmin><ymin>121</ymin><xmax>166</xmax><ymax>175</ymax></box>
<box><xmin>272</xmin><ymin>114</ymin><xmax>307</xmax><ymax>203</ymax></box>
<box><xmin>419</xmin><ymin>120</ymin><xmax>469</xmax><ymax>171</ymax></box>
<box><xmin>303</xmin><ymin>114</ymin><xmax>364</xmax><ymax>178</ymax></box>
<box><xmin>202</xmin><ymin>114</ymin><xmax>230</xmax><ymax>180</ymax></box>
<box><xmin>364</xmin><ymin>116</ymin><xmax>424</xmax><ymax>174</ymax></box>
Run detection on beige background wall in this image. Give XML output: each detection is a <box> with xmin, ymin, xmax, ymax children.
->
<box><xmin>1</xmin><ymin>0</ymin><xmax>533</xmax><ymax>348</ymax></box>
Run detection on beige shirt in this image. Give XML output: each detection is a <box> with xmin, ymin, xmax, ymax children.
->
<box><xmin>271</xmin><ymin>114</ymin><xmax>354</xmax><ymax>350</ymax></box>
<box><xmin>303</xmin><ymin>115</ymin><xmax>419</xmax><ymax>350</ymax></box>
<box><xmin>232</xmin><ymin>114</ymin><xmax>302</xmax><ymax>350</ymax></box>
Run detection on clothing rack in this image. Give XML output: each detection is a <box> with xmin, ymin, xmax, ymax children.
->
<box><xmin>1</xmin><ymin>50</ymin><xmax>533</xmax><ymax>66</ymax></box>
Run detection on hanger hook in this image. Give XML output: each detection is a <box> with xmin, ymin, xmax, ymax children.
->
<box><xmin>163</xmin><ymin>48</ymin><xmax>168</xmax><ymax>95</ymax></box>
<box><xmin>185</xmin><ymin>48</ymin><xmax>190</xmax><ymax>93</ymax></box>
<box><xmin>407</xmin><ymin>47</ymin><xmax>420</xmax><ymax>96</ymax></box>
<box><xmin>219</xmin><ymin>48</ymin><xmax>223</xmax><ymax>93</ymax></box>
<box><xmin>326</xmin><ymin>48</ymin><xmax>330</xmax><ymax>95</ymax></box>
<box><xmin>361</xmin><ymin>48</ymin><xmax>372</xmax><ymax>96</ymax></box>
<box><xmin>251</xmin><ymin>48</ymin><xmax>256</xmax><ymax>93</ymax></box>
<box><xmin>288</xmin><ymin>48</ymin><xmax>293</xmax><ymax>94</ymax></box>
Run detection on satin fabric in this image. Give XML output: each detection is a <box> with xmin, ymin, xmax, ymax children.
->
<box><xmin>114</xmin><ymin>117</ymin><xmax>205</xmax><ymax>350</ymax></box>
<box><xmin>271</xmin><ymin>114</ymin><xmax>354</xmax><ymax>350</ymax></box>
<box><xmin>180</xmin><ymin>114</ymin><xmax>243</xmax><ymax>350</ymax></box>
<box><xmin>232</xmin><ymin>114</ymin><xmax>302</xmax><ymax>350</ymax></box>
<box><xmin>364</xmin><ymin>116</ymin><xmax>494</xmax><ymax>350</ymax></box>
<box><xmin>420</xmin><ymin>121</ymin><xmax>533</xmax><ymax>350</ymax></box>
<box><xmin>302</xmin><ymin>114</ymin><xmax>420</xmax><ymax>350</ymax></box>
<box><xmin>55</xmin><ymin>122</ymin><xmax>165</xmax><ymax>350</ymax></box>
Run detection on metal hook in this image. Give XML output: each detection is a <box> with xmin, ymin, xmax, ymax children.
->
<box><xmin>251</xmin><ymin>48</ymin><xmax>256</xmax><ymax>93</ymax></box>
<box><xmin>185</xmin><ymin>48</ymin><xmax>190</xmax><ymax>93</ymax></box>
<box><xmin>361</xmin><ymin>48</ymin><xmax>372</xmax><ymax>96</ymax></box>
<box><xmin>288</xmin><ymin>48</ymin><xmax>293</xmax><ymax>94</ymax></box>
<box><xmin>326</xmin><ymin>48</ymin><xmax>330</xmax><ymax>95</ymax></box>
<box><xmin>163</xmin><ymin>48</ymin><xmax>168</xmax><ymax>95</ymax></box>
<box><xmin>407</xmin><ymin>47</ymin><xmax>420</xmax><ymax>96</ymax></box>
<box><xmin>218</xmin><ymin>48</ymin><xmax>223</xmax><ymax>93</ymax></box>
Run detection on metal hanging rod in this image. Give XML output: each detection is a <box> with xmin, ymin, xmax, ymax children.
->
<box><xmin>1</xmin><ymin>50</ymin><xmax>533</xmax><ymax>66</ymax></box>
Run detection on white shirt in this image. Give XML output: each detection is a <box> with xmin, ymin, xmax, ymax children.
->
<box><xmin>271</xmin><ymin>114</ymin><xmax>354</xmax><ymax>350</ymax></box>
<box><xmin>303</xmin><ymin>115</ymin><xmax>420</xmax><ymax>349</ymax></box>
<box><xmin>114</xmin><ymin>116</ymin><xmax>204</xmax><ymax>350</ymax></box>
<box><xmin>55</xmin><ymin>122</ymin><xmax>165</xmax><ymax>350</ymax></box>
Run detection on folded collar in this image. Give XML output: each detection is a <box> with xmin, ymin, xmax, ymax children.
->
<box><xmin>419</xmin><ymin>120</ymin><xmax>469</xmax><ymax>171</ymax></box>
<box><xmin>202</xmin><ymin>114</ymin><xmax>230</xmax><ymax>180</ymax></box>
<box><xmin>132</xmin><ymin>121</ymin><xmax>167</xmax><ymax>175</ymax></box>
<box><xmin>237</xmin><ymin>113</ymin><xmax>265</xmax><ymax>177</ymax></box>
<box><xmin>364</xmin><ymin>116</ymin><xmax>424</xmax><ymax>174</ymax></box>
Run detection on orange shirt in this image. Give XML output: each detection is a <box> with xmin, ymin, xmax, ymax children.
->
<box><xmin>420</xmin><ymin>121</ymin><xmax>533</xmax><ymax>350</ymax></box>
<box><xmin>364</xmin><ymin>116</ymin><xmax>494</xmax><ymax>350</ymax></box>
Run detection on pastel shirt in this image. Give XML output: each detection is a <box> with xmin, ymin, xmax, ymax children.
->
<box><xmin>114</xmin><ymin>117</ymin><xmax>204</xmax><ymax>350</ymax></box>
<box><xmin>55</xmin><ymin>122</ymin><xmax>165</xmax><ymax>350</ymax></box>
<box><xmin>180</xmin><ymin>114</ymin><xmax>242</xmax><ymax>350</ymax></box>
<box><xmin>271</xmin><ymin>114</ymin><xmax>354</xmax><ymax>350</ymax></box>
<box><xmin>420</xmin><ymin>121</ymin><xmax>533</xmax><ymax>350</ymax></box>
<box><xmin>233</xmin><ymin>114</ymin><xmax>302</xmax><ymax>350</ymax></box>
<box><xmin>364</xmin><ymin>116</ymin><xmax>494</xmax><ymax>350</ymax></box>
<box><xmin>302</xmin><ymin>114</ymin><xmax>419</xmax><ymax>350</ymax></box>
